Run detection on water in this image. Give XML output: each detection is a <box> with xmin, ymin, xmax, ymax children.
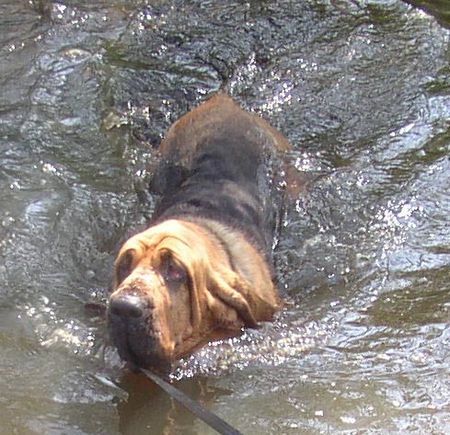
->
<box><xmin>1</xmin><ymin>0</ymin><xmax>449</xmax><ymax>433</ymax></box>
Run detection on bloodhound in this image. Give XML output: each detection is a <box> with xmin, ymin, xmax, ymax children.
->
<box><xmin>108</xmin><ymin>93</ymin><xmax>292</xmax><ymax>371</ymax></box>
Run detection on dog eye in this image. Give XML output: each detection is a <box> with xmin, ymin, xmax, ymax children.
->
<box><xmin>116</xmin><ymin>250</ymin><xmax>134</xmax><ymax>286</ymax></box>
<box><xmin>161</xmin><ymin>253</ymin><xmax>187</xmax><ymax>284</ymax></box>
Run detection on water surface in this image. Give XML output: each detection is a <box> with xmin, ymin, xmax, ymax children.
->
<box><xmin>1</xmin><ymin>0</ymin><xmax>449</xmax><ymax>433</ymax></box>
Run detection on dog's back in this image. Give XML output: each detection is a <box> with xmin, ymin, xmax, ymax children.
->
<box><xmin>150</xmin><ymin>93</ymin><xmax>290</xmax><ymax>255</ymax></box>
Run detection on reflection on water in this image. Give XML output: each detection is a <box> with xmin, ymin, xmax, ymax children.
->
<box><xmin>404</xmin><ymin>0</ymin><xmax>450</xmax><ymax>28</ymax></box>
<box><xmin>1</xmin><ymin>0</ymin><xmax>450</xmax><ymax>433</ymax></box>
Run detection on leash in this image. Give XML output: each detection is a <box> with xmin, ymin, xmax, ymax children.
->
<box><xmin>140</xmin><ymin>368</ymin><xmax>242</xmax><ymax>435</ymax></box>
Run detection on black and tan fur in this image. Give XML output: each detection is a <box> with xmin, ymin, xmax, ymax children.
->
<box><xmin>108</xmin><ymin>93</ymin><xmax>291</xmax><ymax>371</ymax></box>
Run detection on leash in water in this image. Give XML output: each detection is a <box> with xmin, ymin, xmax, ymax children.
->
<box><xmin>140</xmin><ymin>368</ymin><xmax>242</xmax><ymax>435</ymax></box>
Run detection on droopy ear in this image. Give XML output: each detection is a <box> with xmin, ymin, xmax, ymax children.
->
<box><xmin>206</xmin><ymin>267</ymin><xmax>259</xmax><ymax>329</ymax></box>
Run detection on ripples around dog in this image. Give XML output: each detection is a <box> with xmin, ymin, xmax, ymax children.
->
<box><xmin>1</xmin><ymin>0</ymin><xmax>450</xmax><ymax>433</ymax></box>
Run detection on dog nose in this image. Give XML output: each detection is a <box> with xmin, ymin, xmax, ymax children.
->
<box><xmin>109</xmin><ymin>294</ymin><xmax>146</xmax><ymax>319</ymax></box>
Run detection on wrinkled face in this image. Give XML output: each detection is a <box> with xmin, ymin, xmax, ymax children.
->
<box><xmin>107</xmin><ymin>220</ymin><xmax>273</xmax><ymax>371</ymax></box>
<box><xmin>108</xmin><ymin>236</ymin><xmax>196</xmax><ymax>372</ymax></box>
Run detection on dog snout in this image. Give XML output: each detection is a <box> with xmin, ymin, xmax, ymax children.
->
<box><xmin>109</xmin><ymin>294</ymin><xmax>148</xmax><ymax>319</ymax></box>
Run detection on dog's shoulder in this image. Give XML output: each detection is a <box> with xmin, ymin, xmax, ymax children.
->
<box><xmin>150</xmin><ymin>93</ymin><xmax>291</xmax><ymax>196</ymax></box>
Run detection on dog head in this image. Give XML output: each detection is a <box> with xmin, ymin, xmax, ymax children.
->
<box><xmin>107</xmin><ymin>219</ymin><xmax>273</xmax><ymax>371</ymax></box>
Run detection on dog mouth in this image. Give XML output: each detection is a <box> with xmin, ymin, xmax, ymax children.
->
<box><xmin>108</xmin><ymin>314</ymin><xmax>172</xmax><ymax>372</ymax></box>
<box><xmin>123</xmin><ymin>340</ymin><xmax>171</xmax><ymax>374</ymax></box>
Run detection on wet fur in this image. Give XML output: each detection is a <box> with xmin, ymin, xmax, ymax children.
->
<box><xmin>108</xmin><ymin>93</ymin><xmax>291</xmax><ymax>370</ymax></box>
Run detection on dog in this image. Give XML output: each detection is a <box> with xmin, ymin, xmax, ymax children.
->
<box><xmin>108</xmin><ymin>93</ymin><xmax>292</xmax><ymax>371</ymax></box>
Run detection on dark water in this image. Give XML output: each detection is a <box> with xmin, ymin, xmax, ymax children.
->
<box><xmin>1</xmin><ymin>0</ymin><xmax>449</xmax><ymax>433</ymax></box>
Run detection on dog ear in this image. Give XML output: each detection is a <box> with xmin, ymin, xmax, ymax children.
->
<box><xmin>157</xmin><ymin>236</ymin><xmax>260</xmax><ymax>331</ymax></box>
<box><xmin>206</xmin><ymin>267</ymin><xmax>259</xmax><ymax>329</ymax></box>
